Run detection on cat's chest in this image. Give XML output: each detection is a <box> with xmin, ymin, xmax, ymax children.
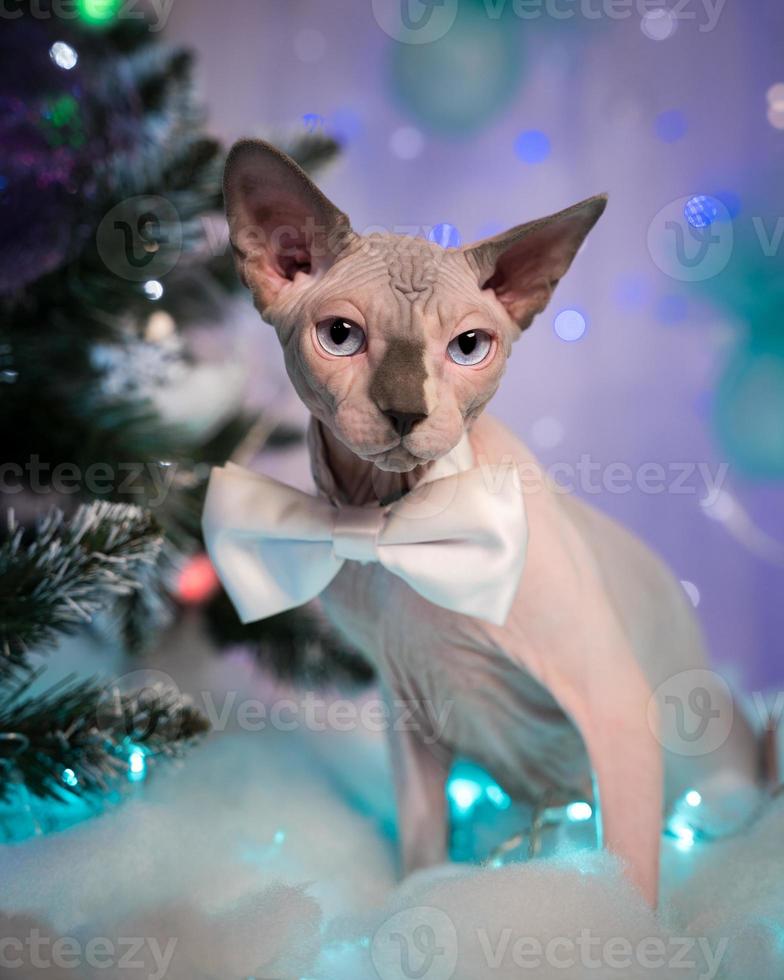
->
<box><xmin>320</xmin><ymin>561</ymin><xmax>483</xmax><ymax>687</ymax></box>
<box><xmin>319</xmin><ymin>560</ymin><xmax>589</xmax><ymax>799</ymax></box>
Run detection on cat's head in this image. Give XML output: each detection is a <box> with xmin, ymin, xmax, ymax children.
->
<box><xmin>224</xmin><ymin>140</ymin><xmax>606</xmax><ymax>473</ymax></box>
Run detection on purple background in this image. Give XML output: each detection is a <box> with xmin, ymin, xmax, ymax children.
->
<box><xmin>167</xmin><ymin>0</ymin><xmax>784</xmax><ymax>689</ymax></box>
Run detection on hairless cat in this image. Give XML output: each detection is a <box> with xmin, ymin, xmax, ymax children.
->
<box><xmin>203</xmin><ymin>140</ymin><xmax>763</xmax><ymax>907</ymax></box>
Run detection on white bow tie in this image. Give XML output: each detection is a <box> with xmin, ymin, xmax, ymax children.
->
<box><xmin>202</xmin><ymin>453</ymin><xmax>527</xmax><ymax>627</ymax></box>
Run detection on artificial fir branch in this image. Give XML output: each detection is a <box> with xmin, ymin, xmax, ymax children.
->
<box><xmin>0</xmin><ymin>503</ymin><xmax>163</xmax><ymax>679</ymax></box>
<box><xmin>0</xmin><ymin>671</ymin><xmax>210</xmax><ymax>803</ymax></box>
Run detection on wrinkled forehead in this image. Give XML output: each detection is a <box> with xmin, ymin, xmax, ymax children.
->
<box><xmin>308</xmin><ymin>234</ymin><xmax>485</xmax><ymax>333</ymax></box>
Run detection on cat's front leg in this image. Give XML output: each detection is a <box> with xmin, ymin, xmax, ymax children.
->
<box><xmin>553</xmin><ymin>633</ymin><xmax>663</xmax><ymax>907</ymax></box>
<box><xmin>385</xmin><ymin>705</ymin><xmax>453</xmax><ymax>876</ymax></box>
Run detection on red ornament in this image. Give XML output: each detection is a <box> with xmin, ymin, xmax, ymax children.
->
<box><xmin>176</xmin><ymin>553</ymin><xmax>220</xmax><ymax>605</ymax></box>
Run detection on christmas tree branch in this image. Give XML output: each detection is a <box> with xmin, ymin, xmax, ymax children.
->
<box><xmin>0</xmin><ymin>671</ymin><xmax>210</xmax><ymax>803</ymax></box>
<box><xmin>0</xmin><ymin>503</ymin><xmax>163</xmax><ymax>679</ymax></box>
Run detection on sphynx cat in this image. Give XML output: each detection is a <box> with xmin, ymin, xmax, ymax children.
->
<box><xmin>213</xmin><ymin>139</ymin><xmax>762</xmax><ymax>907</ymax></box>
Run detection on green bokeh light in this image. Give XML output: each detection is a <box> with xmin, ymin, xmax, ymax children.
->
<box><xmin>715</xmin><ymin>340</ymin><xmax>784</xmax><ymax>478</ymax></box>
<box><xmin>76</xmin><ymin>0</ymin><xmax>123</xmax><ymax>26</ymax></box>
<box><xmin>390</xmin><ymin>3</ymin><xmax>525</xmax><ymax>137</ymax></box>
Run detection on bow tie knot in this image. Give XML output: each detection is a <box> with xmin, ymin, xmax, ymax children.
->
<box><xmin>332</xmin><ymin>504</ymin><xmax>386</xmax><ymax>564</ymax></box>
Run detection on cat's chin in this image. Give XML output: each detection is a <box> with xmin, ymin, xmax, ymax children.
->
<box><xmin>370</xmin><ymin>452</ymin><xmax>422</xmax><ymax>473</ymax></box>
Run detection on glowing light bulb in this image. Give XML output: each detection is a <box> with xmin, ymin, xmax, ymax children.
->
<box><xmin>566</xmin><ymin>801</ymin><xmax>593</xmax><ymax>822</ymax></box>
<box><xmin>62</xmin><ymin>768</ymin><xmax>78</xmax><ymax>787</ymax></box>
<box><xmin>176</xmin><ymin>554</ymin><xmax>220</xmax><ymax>605</ymax></box>
<box><xmin>668</xmin><ymin>814</ymin><xmax>696</xmax><ymax>850</ymax></box>
<box><xmin>448</xmin><ymin>777</ymin><xmax>483</xmax><ymax>813</ymax></box>
<box><xmin>674</xmin><ymin>825</ymin><xmax>695</xmax><ymax>849</ymax></box>
<box><xmin>128</xmin><ymin>747</ymin><xmax>147</xmax><ymax>783</ymax></box>
<box><xmin>49</xmin><ymin>41</ymin><xmax>78</xmax><ymax>70</ymax></box>
<box><xmin>685</xmin><ymin>789</ymin><xmax>702</xmax><ymax>808</ymax></box>
<box><xmin>143</xmin><ymin>280</ymin><xmax>164</xmax><ymax>301</ymax></box>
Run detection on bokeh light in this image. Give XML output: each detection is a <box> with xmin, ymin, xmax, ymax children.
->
<box><xmin>76</xmin><ymin>0</ymin><xmax>122</xmax><ymax>26</ymax></box>
<box><xmin>766</xmin><ymin>106</ymin><xmax>784</xmax><ymax>130</ymax></box>
<box><xmin>391</xmin><ymin>3</ymin><xmax>524</xmax><ymax>136</ymax></box>
<box><xmin>390</xmin><ymin>125</ymin><xmax>424</xmax><ymax>160</ymax></box>
<box><xmin>566</xmin><ymin>801</ymin><xmax>593</xmax><ymax>822</ymax></box>
<box><xmin>514</xmin><ymin>129</ymin><xmax>551</xmax><ymax>164</ymax></box>
<box><xmin>530</xmin><ymin>416</ymin><xmax>565</xmax><ymax>449</ymax></box>
<box><xmin>553</xmin><ymin>309</ymin><xmax>587</xmax><ymax>342</ymax></box>
<box><xmin>715</xmin><ymin>347</ymin><xmax>784</xmax><ymax>477</ymax></box>
<box><xmin>684</xmin><ymin>195</ymin><xmax>720</xmax><ymax>229</ymax></box>
<box><xmin>428</xmin><ymin>223</ymin><xmax>461</xmax><ymax>248</ymax></box>
<box><xmin>49</xmin><ymin>41</ymin><xmax>78</xmax><ymax>70</ymax></box>
<box><xmin>641</xmin><ymin>8</ymin><xmax>677</xmax><ymax>40</ymax></box>
<box><xmin>176</xmin><ymin>554</ymin><xmax>220</xmax><ymax>605</ymax></box>
<box><xmin>62</xmin><ymin>768</ymin><xmax>78</xmax><ymax>788</ymax></box>
<box><xmin>680</xmin><ymin>580</ymin><xmax>701</xmax><ymax>607</ymax></box>
<box><xmin>448</xmin><ymin>777</ymin><xmax>483</xmax><ymax>814</ymax></box>
<box><xmin>127</xmin><ymin>746</ymin><xmax>147</xmax><ymax>783</ymax></box>
<box><xmin>143</xmin><ymin>280</ymin><xmax>164</xmax><ymax>301</ymax></box>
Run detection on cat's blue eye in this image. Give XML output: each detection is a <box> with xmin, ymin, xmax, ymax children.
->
<box><xmin>316</xmin><ymin>318</ymin><xmax>366</xmax><ymax>357</ymax></box>
<box><xmin>447</xmin><ymin>330</ymin><xmax>492</xmax><ymax>366</ymax></box>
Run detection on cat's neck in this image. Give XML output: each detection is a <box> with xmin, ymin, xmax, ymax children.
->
<box><xmin>307</xmin><ymin>418</ymin><xmax>476</xmax><ymax>508</ymax></box>
<box><xmin>309</xmin><ymin>419</ymin><xmax>436</xmax><ymax>507</ymax></box>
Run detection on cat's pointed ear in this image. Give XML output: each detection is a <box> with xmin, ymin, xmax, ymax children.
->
<box><xmin>464</xmin><ymin>195</ymin><xmax>607</xmax><ymax>332</ymax></box>
<box><xmin>223</xmin><ymin>139</ymin><xmax>354</xmax><ymax>312</ymax></box>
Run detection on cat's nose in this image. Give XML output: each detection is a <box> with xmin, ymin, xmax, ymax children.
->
<box><xmin>383</xmin><ymin>410</ymin><xmax>427</xmax><ymax>438</ymax></box>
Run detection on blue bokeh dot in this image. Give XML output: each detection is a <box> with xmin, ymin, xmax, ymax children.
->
<box><xmin>655</xmin><ymin>109</ymin><xmax>687</xmax><ymax>143</ymax></box>
<box><xmin>428</xmin><ymin>223</ymin><xmax>461</xmax><ymax>248</ymax></box>
<box><xmin>515</xmin><ymin>130</ymin><xmax>551</xmax><ymax>164</ymax></box>
<box><xmin>684</xmin><ymin>195</ymin><xmax>720</xmax><ymax>229</ymax></box>
<box><xmin>553</xmin><ymin>309</ymin><xmax>588</xmax><ymax>342</ymax></box>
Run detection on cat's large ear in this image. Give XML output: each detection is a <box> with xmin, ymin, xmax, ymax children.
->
<box><xmin>464</xmin><ymin>195</ymin><xmax>607</xmax><ymax>332</ymax></box>
<box><xmin>223</xmin><ymin>139</ymin><xmax>353</xmax><ymax>312</ymax></box>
